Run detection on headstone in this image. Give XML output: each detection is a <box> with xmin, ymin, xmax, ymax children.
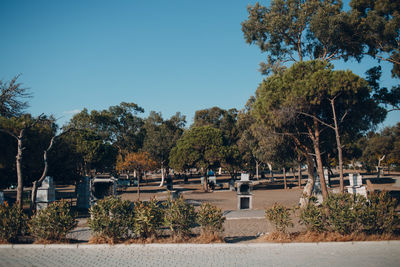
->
<box><xmin>208</xmin><ymin>176</ymin><xmax>217</xmax><ymax>185</ymax></box>
<box><xmin>347</xmin><ymin>185</ymin><xmax>367</xmax><ymax>198</ymax></box>
<box><xmin>229</xmin><ymin>179</ymin><xmax>235</xmax><ymax>191</ymax></box>
<box><xmin>0</xmin><ymin>192</ymin><xmax>4</xmax><ymax>205</ymax></box>
<box><xmin>323</xmin><ymin>168</ymin><xmax>330</xmax><ymax>187</ymax></box>
<box><xmin>240</xmin><ymin>173</ymin><xmax>249</xmax><ymax>181</ymax></box>
<box><xmin>312</xmin><ymin>174</ymin><xmax>323</xmax><ymax>204</ymax></box>
<box><xmin>237</xmin><ymin>195</ymin><xmax>253</xmax><ymax>210</ymax></box>
<box><xmin>349</xmin><ymin>173</ymin><xmax>363</xmax><ymax>187</ymax></box>
<box><xmin>36</xmin><ymin>176</ymin><xmax>56</xmax><ymax>210</ymax></box>
<box><xmin>237</xmin><ymin>180</ymin><xmax>253</xmax><ymax>210</ymax></box>
<box><xmin>76</xmin><ymin>176</ymin><xmax>91</xmax><ymax>209</ymax></box>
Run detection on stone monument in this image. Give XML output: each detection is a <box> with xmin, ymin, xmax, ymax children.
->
<box><xmin>36</xmin><ymin>176</ymin><xmax>56</xmax><ymax>210</ymax></box>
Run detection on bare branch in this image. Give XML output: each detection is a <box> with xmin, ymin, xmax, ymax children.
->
<box><xmin>297</xmin><ymin>111</ymin><xmax>335</xmax><ymax>130</ymax></box>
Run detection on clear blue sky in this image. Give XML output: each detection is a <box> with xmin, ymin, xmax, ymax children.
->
<box><xmin>0</xmin><ymin>0</ymin><xmax>398</xmax><ymax>129</ymax></box>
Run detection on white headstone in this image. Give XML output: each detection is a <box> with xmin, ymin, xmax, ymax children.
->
<box><xmin>240</xmin><ymin>173</ymin><xmax>249</xmax><ymax>181</ymax></box>
<box><xmin>36</xmin><ymin>176</ymin><xmax>55</xmax><ymax>210</ymax></box>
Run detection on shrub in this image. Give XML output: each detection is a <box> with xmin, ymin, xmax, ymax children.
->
<box><xmin>163</xmin><ymin>196</ymin><xmax>196</xmax><ymax>238</ymax></box>
<box><xmin>265</xmin><ymin>203</ymin><xmax>293</xmax><ymax>233</ymax></box>
<box><xmin>322</xmin><ymin>194</ymin><xmax>362</xmax><ymax>234</ymax></box>
<box><xmin>29</xmin><ymin>201</ymin><xmax>77</xmax><ymax>241</ymax></box>
<box><xmin>300</xmin><ymin>198</ymin><xmax>326</xmax><ymax>233</ymax></box>
<box><xmin>197</xmin><ymin>203</ymin><xmax>225</xmax><ymax>234</ymax></box>
<box><xmin>133</xmin><ymin>198</ymin><xmax>163</xmax><ymax>239</ymax></box>
<box><xmin>361</xmin><ymin>192</ymin><xmax>399</xmax><ymax>234</ymax></box>
<box><xmin>88</xmin><ymin>197</ymin><xmax>134</xmax><ymax>241</ymax></box>
<box><xmin>0</xmin><ymin>202</ymin><xmax>27</xmax><ymax>243</ymax></box>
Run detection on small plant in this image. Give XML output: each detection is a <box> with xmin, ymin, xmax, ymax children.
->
<box><xmin>361</xmin><ymin>192</ymin><xmax>400</xmax><ymax>234</ymax></box>
<box><xmin>197</xmin><ymin>203</ymin><xmax>225</xmax><ymax>234</ymax></box>
<box><xmin>265</xmin><ymin>203</ymin><xmax>293</xmax><ymax>233</ymax></box>
<box><xmin>300</xmin><ymin>198</ymin><xmax>326</xmax><ymax>233</ymax></box>
<box><xmin>133</xmin><ymin>198</ymin><xmax>163</xmax><ymax>239</ymax></box>
<box><xmin>88</xmin><ymin>196</ymin><xmax>134</xmax><ymax>242</ymax></box>
<box><xmin>0</xmin><ymin>202</ymin><xmax>27</xmax><ymax>243</ymax></box>
<box><xmin>163</xmin><ymin>196</ymin><xmax>196</xmax><ymax>238</ymax></box>
<box><xmin>29</xmin><ymin>201</ymin><xmax>77</xmax><ymax>242</ymax></box>
<box><xmin>323</xmin><ymin>193</ymin><xmax>361</xmax><ymax>235</ymax></box>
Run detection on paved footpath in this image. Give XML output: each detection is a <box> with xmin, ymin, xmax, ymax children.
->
<box><xmin>0</xmin><ymin>241</ymin><xmax>399</xmax><ymax>267</ymax></box>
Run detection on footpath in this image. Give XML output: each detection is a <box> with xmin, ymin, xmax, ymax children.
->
<box><xmin>1</xmin><ymin>241</ymin><xmax>399</xmax><ymax>266</ymax></box>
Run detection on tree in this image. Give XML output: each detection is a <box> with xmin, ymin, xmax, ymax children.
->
<box><xmin>0</xmin><ymin>114</ymin><xmax>55</xmax><ymax>209</ymax></box>
<box><xmin>349</xmin><ymin>0</ymin><xmax>400</xmax><ymax>77</ymax></box>
<box><xmin>142</xmin><ymin>111</ymin><xmax>186</xmax><ymax>186</ymax></box>
<box><xmin>116</xmin><ymin>152</ymin><xmax>157</xmax><ymax>199</ymax></box>
<box><xmin>0</xmin><ymin>75</ymin><xmax>31</xmax><ymax>118</ymax></box>
<box><xmin>242</xmin><ymin>0</ymin><xmax>362</xmax><ymax>74</ymax></box>
<box><xmin>66</xmin><ymin>102</ymin><xmax>145</xmax><ymax>154</ymax></box>
<box><xmin>361</xmin><ymin>123</ymin><xmax>400</xmax><ymax>173</ymax></box>
<box><xmin>252</xmin><ymin>60</ymin><xmax>385</xmax><ymax>199</ymax></box>
<box><xmin>169</xmin><ymin>126</ymin><xmax>224</xmax><ymax>190</ymax></box>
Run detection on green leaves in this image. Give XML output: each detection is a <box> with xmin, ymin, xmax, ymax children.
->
<box><xmin>169</xmin><ymin>126</ymin><xmax>224</xmax><ymax>172</ymax></box>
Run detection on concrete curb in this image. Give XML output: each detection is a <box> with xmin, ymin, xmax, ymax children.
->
<box><xmin>1</xmin><ymin>240</ymin><xmax>399</xmax><ymax>249</ymax></box>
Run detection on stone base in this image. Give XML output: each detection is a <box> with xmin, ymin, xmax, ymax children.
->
<box><xmin>346</xmin><ymin>185</ymin><xmax>367</xmax><ymax>197</ymax></box>
<box><xmin>237</xmin><ymin>195</ymin><xmax>253</xmax><ymax>210</ymax></box>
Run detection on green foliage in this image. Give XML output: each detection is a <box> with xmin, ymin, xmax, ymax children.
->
<box><xmin>196</xmin><ymin>203</ymin><xmax>225</xmax><ymax>234</ymax></box>
<box><xmin>300</xmin><ymin>192</ymin><xmax>400</xmax><ymax>235</ymax></box>
<box><xmin>142</xmin><ymin>111</ymin><xmax>186</xmax><ymax>169</ymax></box>
<box><xmin>0</xmin><ymin>203</ymin><xmax>27</xmax><ymax>242</ymax></box>
<box><xmin>322</xmin><ymin>193</ymin><xmax>362</xmax><ymax>234</ymax></box>
<box><xmin>265</xmin><ymin>203</ymin><xmax>293</xmax><ymax>233</ymax></box>
<box><xmin>88</xmin><ymin>197</ymin><xmax>134</xmax><ymax>241</ymax></box>
<box><xmin>29</xmin><ymin>201</ymin><xmax>77</xmax><ymax>241</ymax></box>
<box><xmin>242</xmin><ymin>0</ymin><xmax>360</xmax><ymax>74</ymax></box>
<box><xmin>169</xmin><ymin>126</ymin><xmax>224</xmax><ymax>173</ymax></box>
<box><xmin>133</xmin><ymin>198</ymin><xmax>164</xmax><ymax>239</ymax></box>
<box><xmin>360</xmin><ymin>192</ymin><xmax>400</xmax><ymax>234</ymax></box>
<box><xmin>163</xmin><ymin>196</ymin><xmax>196</xmax><ymax>238</ymax></box>
<box><xmin>300</xmin><ymin>197</ymin><xmax>326</xmax><ymax>233</ymax></box>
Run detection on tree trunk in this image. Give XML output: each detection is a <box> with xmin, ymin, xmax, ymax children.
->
<box><xmin>299</xmin><ymin>154</ymin><xmax>316</xmax><ymax>207</ymax></box>
<box><xmin>16</xmin><ymin>129</ymin><xmax>24</xmax><ymax>210</ymax></box>
<box><xmin>330</xmin><ymin>99</ymin><xmax>344</xmax><ymax>193</ymax></box>
<box><xmin>256</xmin><ymin>161</ymin><xmax>259</xmax><ymax>180</ymax></box>
<box><xmin>298</xmin><ymin>163</ymin><xmax>302</xmax><ymax>188</ymax></box>
<box><xmin>159</xmin><ymin>167</ymin><xmax>165</xmax><ymax>187</ymax></box>
<box><xmin>311</xmin><ymin>119</ymin><xmax>328</xmax><ymax>200</ymax></box>
<box><xmin>30</xmin><ymin>136</ymin><xmax>55</xmax><ymax>213</ymax></box>
<box><xmin>137</xmin><ymin>171</ymin><xmax>141</xmax><ymax>200</ymax></box>
<box><xmin>283</xmin><ymin>168</ymin><xmax>287</xmax><ymax>189</ymax></box>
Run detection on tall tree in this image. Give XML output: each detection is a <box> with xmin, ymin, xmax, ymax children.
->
<box><xmin>142</xmin><ymin>111</ymin><xmax>186</xmax><ymax>186</ymax></box>
<box><xmin>169</xmin><ymin>126</ymin><xmax>224</xmax><ymax>190</ymax></box>
<box><xmin>350</xmin><ymin>0</ymin><xmax>400</xmax><ymax>77</ymax></box>
<box><xmin>242</xmin><ymin>0</ymin><xmax>362</xmax><ymax>74</ymax></box>
<box><xmin>252</xmin><ymin>60</ymin><xmax>385</xmax><ymax>199</ymax></box>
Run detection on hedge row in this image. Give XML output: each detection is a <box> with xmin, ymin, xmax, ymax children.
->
<box><xmin>88</xmin><ymin>196</ymin><xmax>225</xmax><ymax>241</ymax></box>
<box><xmin>0</xmin><ymin>196</ymin><xmax>225</xmax><ymax>243</ymax></box>
<box><xmin>266</xmin><ymin>192</ymin><xmax>400</xmax><ymax>235</ymax></box>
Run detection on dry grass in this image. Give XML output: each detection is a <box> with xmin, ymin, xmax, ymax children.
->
<box><xmin>33</xmin><ymin>238</ymin><xmax>72</xmax><ymax>244</ymax></box>
<box><xmin>258</xmin><ymin>231</ymin><xmax>400</xmax><ymax>243</ymax></box>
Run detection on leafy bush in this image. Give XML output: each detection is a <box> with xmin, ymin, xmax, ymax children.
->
<box><xmin>360</xmin><ymin>192</ymin><xmax>399</xmax><ymax>234</ymax></box>
<box><xmin>133</xmin><ymin>198</ymin><xmax>163</xmax><ymax>239</ymax></box>
<box><xmin>0</xmin><ymin>202</ymin><xmax>27</xmax><ymax>243</ymax></box>
<box><xmin>29</xmin><ymin>201</ymin><xmax>77</xmax><ymax>241</ymax></box>
<box><xmin>163</xmin><ymin>196</ymin><xmax>196</xmax><ymax>238</ymax></box>
<box><xmin>265</xmin><ymin>203</ymin><xmax>293</xmax><ymax>233</ymax></box>
<box><xmin>323</xmin><ymin>193</ymin><xmax>361</xmax><ymax>234</ymax></box>
<box><xmin>197</xmin><ymin>203</ymin><xmax>225</xmax><ymax>234</ymax></box>
<box><xmin>88</xmin><ymin>197</ymin><xmax>134</xmax><ymax>241</ymax></box>
<box><xmin>300</xmin><ymin>198</ymin><xmax>326</xmax><ymax>233</ymax></box>
<box><xmin>300</xmin><ymin>192</ymin><xmax>399</xmax><ymax>235</ymax></box>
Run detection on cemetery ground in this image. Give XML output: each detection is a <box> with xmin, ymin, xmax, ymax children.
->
<box><xmin>3</xmin><ymin>170</ymin><xmax>400</xmax><ymax>244</ymax></box>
